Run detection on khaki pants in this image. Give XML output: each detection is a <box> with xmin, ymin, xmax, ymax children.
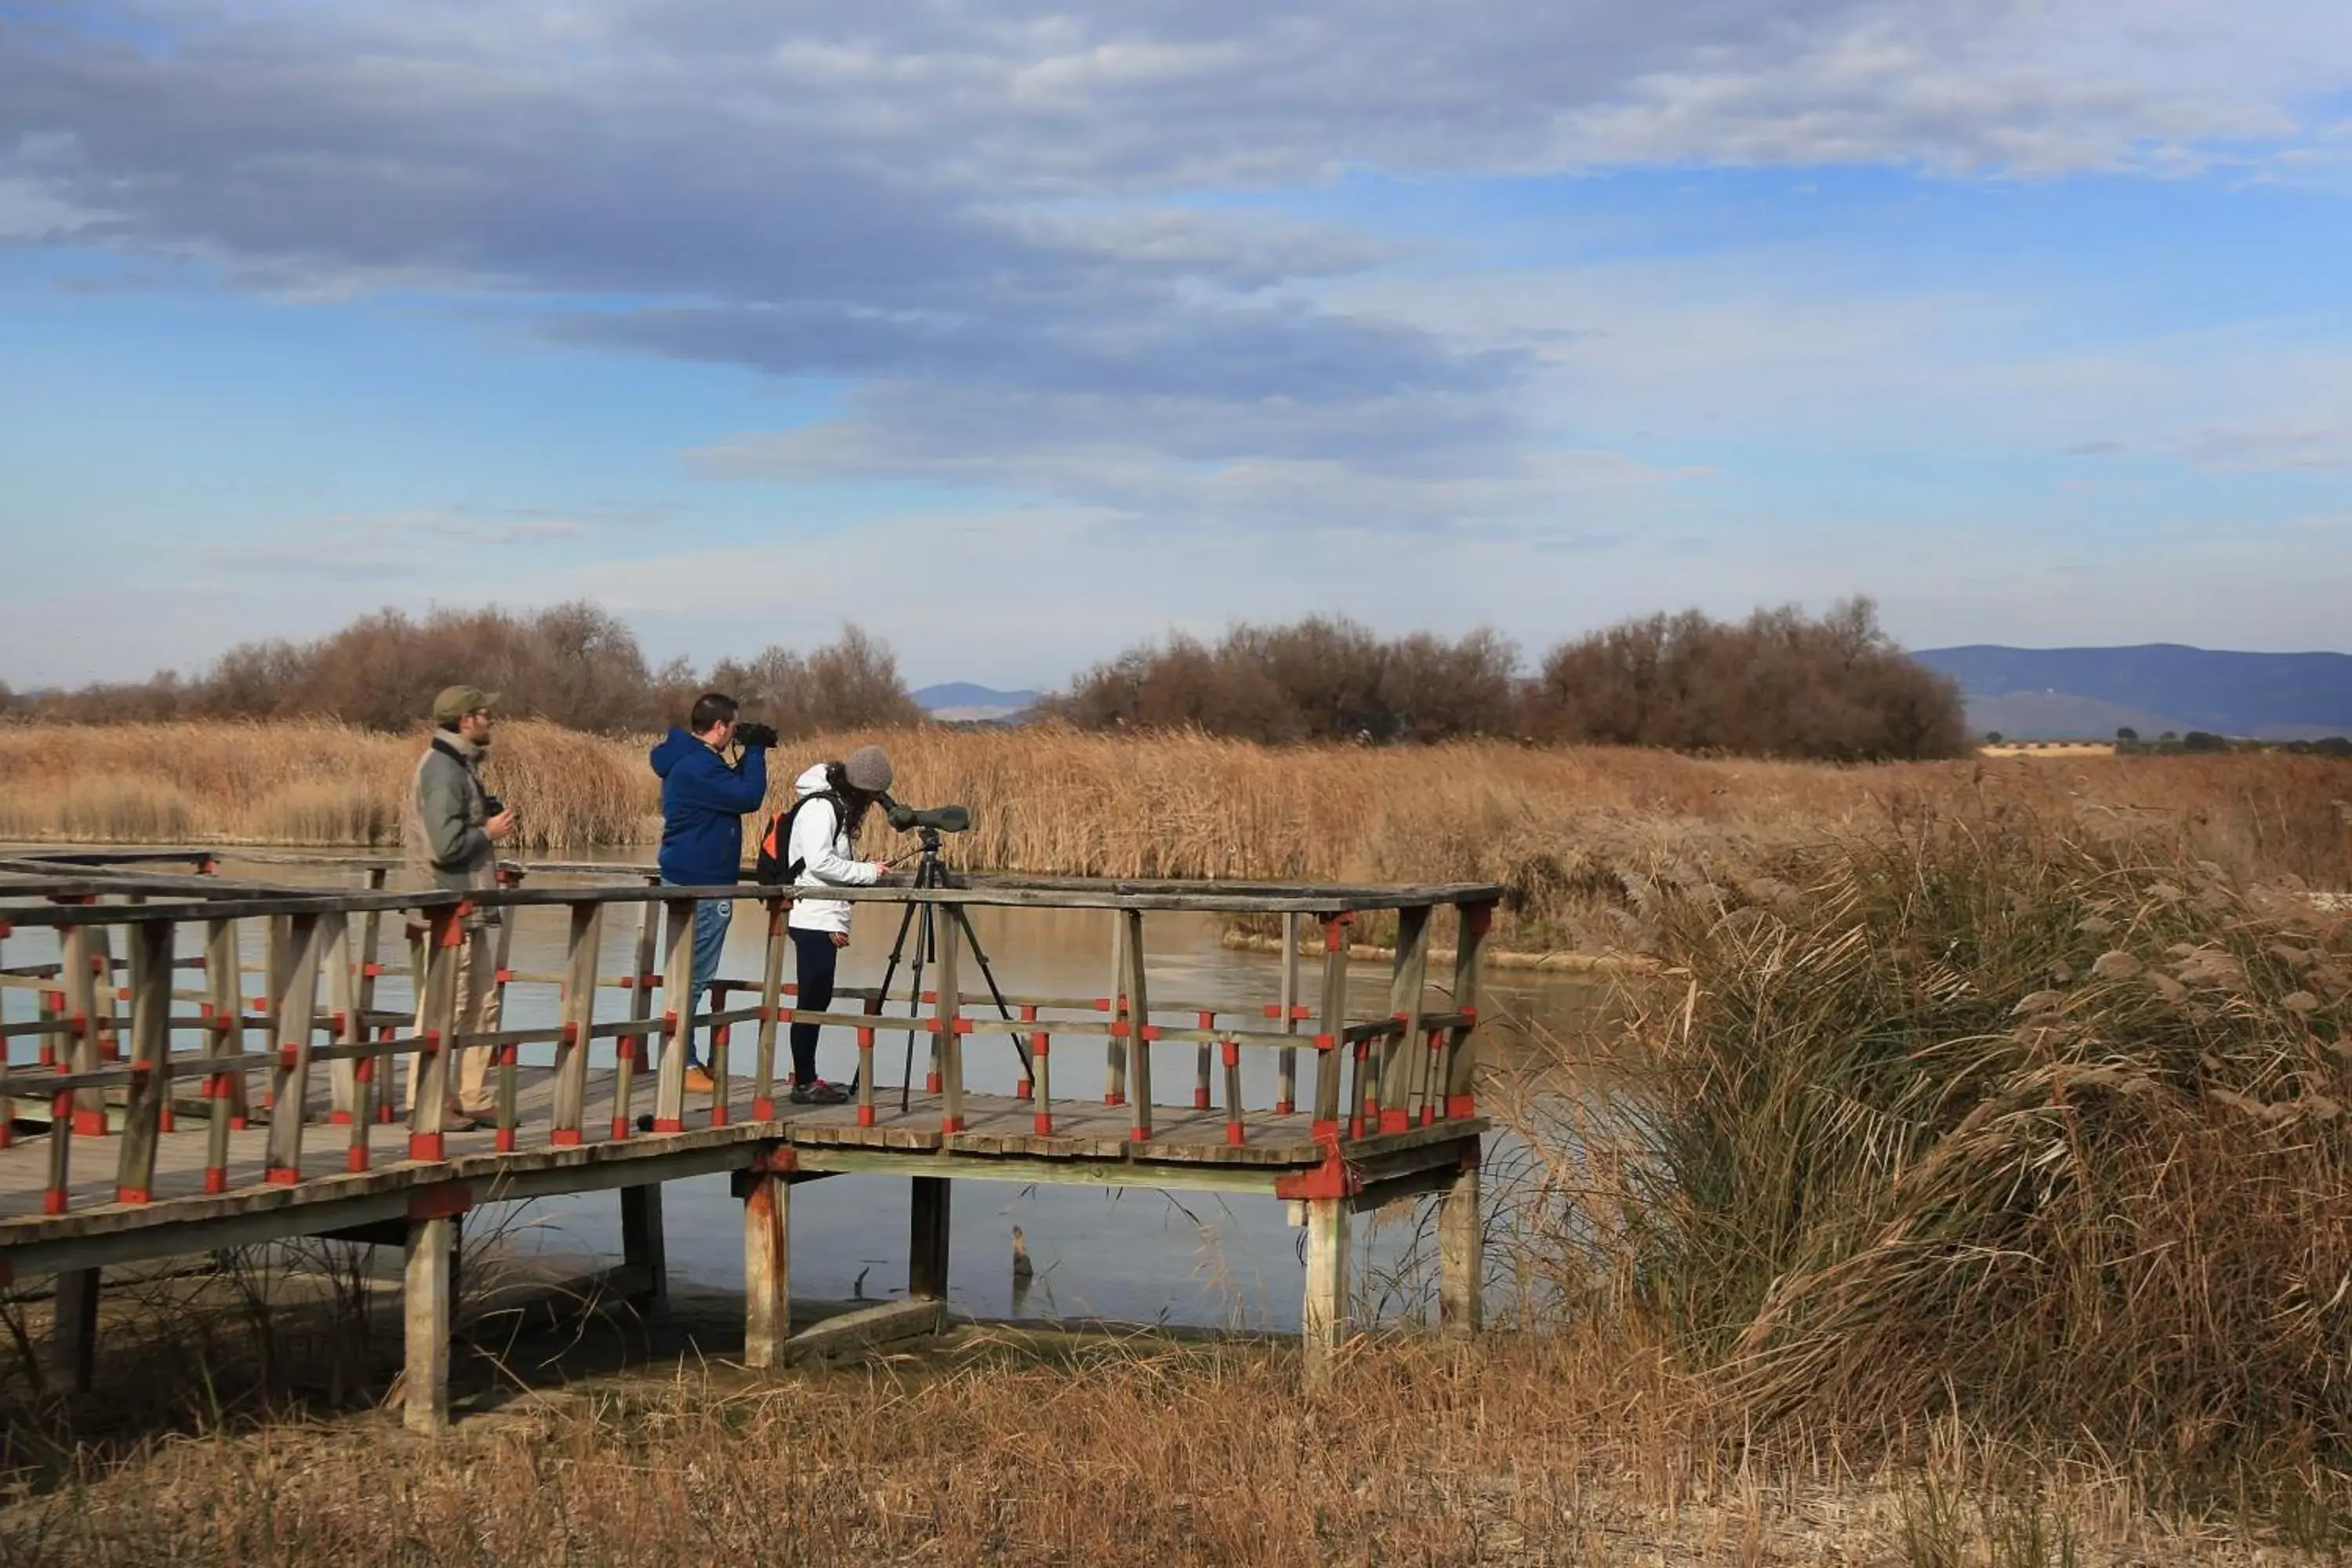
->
<box><xmin>404</xmin><ymin>921</ymin><xmax>500</xmax><ymax>1115</ymax></box>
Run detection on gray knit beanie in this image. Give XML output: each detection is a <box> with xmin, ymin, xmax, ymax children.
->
<box><xmin>844</xmin><ymin>744</ymin><xmax>894</xmax><ymax>794</ymax></box>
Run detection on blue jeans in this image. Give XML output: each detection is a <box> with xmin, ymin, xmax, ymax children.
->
<box><xmin>665</xmin><ymin>893</ymin><xmax>733</xmax><ymax>1069</ymax></box>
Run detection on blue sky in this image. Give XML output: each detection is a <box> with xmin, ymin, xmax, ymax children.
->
<box><xmin>4</xmin><ymin>1</ymin><xmax>2350</xmax><ymax>690</ymax></box>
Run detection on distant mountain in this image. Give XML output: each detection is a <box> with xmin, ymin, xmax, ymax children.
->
<box><xmin>1913</xmin><ymin>644</ymin><xmax>2352</xmax><ymax>740</ymax></box>
<box><xmin>913</xmin><ymin>682</ymin><xmax>1041</xmax><ymax>723</ymax></box>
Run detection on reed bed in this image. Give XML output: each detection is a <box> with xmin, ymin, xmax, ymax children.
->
<box><xmin>0</xmin><ymin>1320</ymin><xmax>2284</xmax><ymax>1565</ymax></box>
<box><xmin>0</xmin><ymin>720</ymin><xmax>2344</xmax><ymax>954</ymax></box>
<box><xmin>1515</xmin><ymin>809</ymin><xmax>2352</xmax><ymax>1484</ymax></box>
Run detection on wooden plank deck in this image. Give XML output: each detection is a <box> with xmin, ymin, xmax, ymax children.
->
<box><xmin>0</xmin><ymin>1064</ymin><xmax>1486</xmax><ymax>1240</ymax></box>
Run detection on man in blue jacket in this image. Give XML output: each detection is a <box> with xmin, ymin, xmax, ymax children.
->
<box><xmin>648</xmin><ymin>691</ymin><xmax>775</xmax><ymax>1092</ymax></box>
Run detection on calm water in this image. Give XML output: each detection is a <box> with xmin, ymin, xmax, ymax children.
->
<box><xmin>2</xmin><ymin>847</ymin><xmax>1607</xmax><ymax>1330</ymax></box>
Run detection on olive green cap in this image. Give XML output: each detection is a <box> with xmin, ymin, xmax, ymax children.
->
<box><xmin>432</xmin><ymin>684</ymin><xmax>499</xmax><ymax>724</ymax></box>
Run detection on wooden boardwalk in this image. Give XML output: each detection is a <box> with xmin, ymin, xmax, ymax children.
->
<box><xmin>0</xmin><ymin>853</ymin><xmax>1501</xmax><ymax>1432</ymax></box>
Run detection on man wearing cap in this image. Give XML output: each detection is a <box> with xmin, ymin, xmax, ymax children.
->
<box><xmin>401</xmin><ymin>684</ymin><xmax>516</xmax><ymax>1127</ymax></box>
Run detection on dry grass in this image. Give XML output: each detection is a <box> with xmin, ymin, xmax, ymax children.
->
<box><xmin>1510</xmin><ymin>809</ymin><xmax>2352</xmax><ymax>1487</ymax></box>
<box><xmin>2</xmin><ymin>720</ymin><xmax>2345</xmax><ymax>955</ymax></box>
<box><xmin>0</xmin><ymin>1319</ymin><xmax>2299</xmax><ymax>1566</ymax></box>
<box><xmin>0</xmin><ymin>720</ymin><xmax>651</xmax><ymax>852</ymax></box>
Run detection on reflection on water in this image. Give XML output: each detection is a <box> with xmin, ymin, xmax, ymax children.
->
<box><xmin>1</xmin><ymin>847</ymin><xmax>1613</xmax><ymax>1330</ymax></box>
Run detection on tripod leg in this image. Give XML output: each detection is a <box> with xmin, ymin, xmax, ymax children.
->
<box><xmin>899</xmin><ymin>904</ymin><xmax>931</xmax><ymax>1116</ymax></box>
<box><xmin>859</xmin><ymin>896</ymin><xmax>923</xmax><ymax>1097</ymax></box>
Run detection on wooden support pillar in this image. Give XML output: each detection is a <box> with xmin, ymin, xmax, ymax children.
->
<box><xmin>742</xmin><ymin>1171</ymin><xmax>790</xmax><ymax>1370</ymax></box>
<box><xmin>403</xmin><ymin>1215</ymin><xmax>454</xmax><ymax>1435</ymax></box>
<box><xmin>1301</xmin><ymin>1197</ymin><xmax>1349</xmax><ymax>1388</ymax></box>
<box><xmin>621</xmin><ymin>1183</ymin><xmax>669</xmax><ymax>1309</ymax></box>
<box><xmin>1439</xmin><ymin>1153</ymin><xmax>1483</xmax><ymax>1337</ymax></box>
<box><xmin>909</xmin><ymin>1175</ymin><xmax>951</xmax><ymax>1301</ymax></box>
<box><xmin>53</xmin><ymin>1267</ymin><xmax>100</xmax><ymax>1395</ymax></box>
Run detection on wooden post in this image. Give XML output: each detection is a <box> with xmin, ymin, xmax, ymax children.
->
<box><xmin>1028</xmin><ymin>1006</ymin><xmax>1053</xmax><ymax>1135</ymax></box>
<box><xmin>1103</xmin><ymin>916</ymin><xmax>1127</xmax><ymax>1106</ymax></box>
<box><xmin>752</xmin><ymin>898</ymin><xmax>788</xmax><ymax>1119</ymax></box>
<box><xmin>113</xmin><ymin>919</ymin><xmax>174</xmax><ymax>1203</ymax></box>
<box><xmin>621</xmin><ymin>1184</ymin><xmax>668</xmax><ymax>1308</ymax></box>
<box><xmin>909</xmin><ymin>1175</ymin><xmax>951</xmax><ymax>1300</ymax></box>
<box><xmin>322</xmin><ymin>912</ymin><xmax>360</xmax><ymax>1132</ymax></box>
<box><xmin>551</xmin><ymin>902</ymin><xmax>601</xmax><ymax>1145</ymax></box>
<box><xmin>742</xmin><ymin>1171</ymin><xmax>789</xmax><ymax>1369</ymax></box>
<box><xmin>1377</xmin><ymin>905</ymin><xmax>1432</xmax><ymax>1134</ymax></box>
<box><xmin>1276</xmin><ymin>911</ymin><xmax>1301</xmax><ymax>1114</ymax></box>
<box><xmin>264</xmin><ymin>913</ymin><xmax>328</xmax><ymax>1184</ymax></box>
<box><xmin>88</xmin><ymin>925</ymin><xmax>121</xmax><ymax>1069</ymax></box>
<box><xmin>1301</xmin><ymin>1197</ymin><xmax>1349</xmax><ymax>1388</ymax></box>
<box><xmin>489</xmin><ymin>873</ymin><xmax>523</xmax><ymax>1149</ymax></box>
<box><xmin>1439</xmin><ymin>1153</ymin><xmax>1483</xmax><ymax>1337</ymax></box>
<box><xmin>53</xmin><ymin>1267</ymin><xmax>100</xmax><ymax>1395</ymax></box>
<box><xmin>1121</xmin><ymin>909</ymin><xmax>1152</xmax><ymax>1141</ymax></box>
<box><xmin>614</xmin><ymin>882</ymin><xmax>661</xmax><ymax>1139</ymax></box>
<box><xmin>403</xmin><ymin>1214</ymin><xmax>454</xmax><ymax>1435</ymax></box>
<box><xmin>933</xmin><ymin>913</ymin><xmax>964</xmax><ymax>1134</ymax></box>
<box><xmin>1312</xmin><ymin>914</ymin><xmax>1348</xmax><ymax>1140</ymax></box>
<box><xmin>338</xmin><ymin>865</ymin><xmax>388</xmax><ymax>1123</ymax></box>
<box><xmin>654</xmin><ymin>896</ymin><xmax>697</xmax><ymax>1133</ymax></box>
<box><xmin>60</xmin><ymin>924</ymin><xmax>104</xmax><ymax>1136</ymax></box>
<box><xmin>408</xmin><ymin>908</ymin><xmax>460</xmax><ymax>1161</ymax></box>
<box><xmin>202</xmin><ymin>917</ymin><xmax>241</xmax><ymax>1191</ymax></box>
<box><xmin>260</xmin><ymin>915</ymin><xmax>289</xmax><ymax>1109</ymax></box>
<box><xmin>1221</xmin><ymin>1036</ymin><xmax>1244</xmax><ymax>1146</ymax></box>
<box><xmin>1443</xmin><ymin>902</ymin><xmax>1494</xmax><ymax>1121</ymax></box>
<box><xmin>856</xmin><ymin>997</ymin><xmax>878</xmax><ymax>1127</ymax></box>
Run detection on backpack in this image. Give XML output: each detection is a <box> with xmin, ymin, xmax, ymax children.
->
<box><xmin>753</xmin><ymin>791</ymin><xmax>844</xmax><ymax>885</ymax></box>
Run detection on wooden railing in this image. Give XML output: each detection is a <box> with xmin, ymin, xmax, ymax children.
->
<box><xmin>0</xmin><ymin>858</ymin><xmax>1501</xmax><ymax>1217</ymax></box>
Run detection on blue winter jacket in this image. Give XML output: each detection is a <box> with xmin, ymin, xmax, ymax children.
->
<box><xmin>648</xmin><ymin>728</ymin><xmax>769</xmax><ymax>886</ymax></box>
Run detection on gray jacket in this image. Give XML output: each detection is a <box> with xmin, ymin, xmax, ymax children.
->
<box><xmin>402</xmin><ymin>734</ymin><xmax>497</xmax><ymax>896</ymax></box>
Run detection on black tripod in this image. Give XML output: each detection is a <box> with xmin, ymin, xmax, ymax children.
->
<box><xmin>870</xmin><ymin>827</ymin><xmax>1033</xmax><ymax>1113</ymax></box>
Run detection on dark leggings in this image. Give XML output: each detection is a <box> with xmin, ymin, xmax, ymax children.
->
<box><xmin>789</xmin><ymin>927</ymin><xmax>839</xmax><ymax>1086</ymax></box>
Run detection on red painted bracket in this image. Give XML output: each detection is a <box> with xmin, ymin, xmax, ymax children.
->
<box><xmin>408</xmin><ymin>1180</ymin><xmax>473</xmax><ymax>1220</ymax></box>
<box><xmin>1273</xmin><ymin>1145</ymin><xmax>1361</xmax><ymax>1201</ymax></box>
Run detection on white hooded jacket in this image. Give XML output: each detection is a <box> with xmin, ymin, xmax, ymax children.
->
<box><xmin>785</xmin><ymin>762</ymin><xmax>882</xmax><ymax>934</ymax></box>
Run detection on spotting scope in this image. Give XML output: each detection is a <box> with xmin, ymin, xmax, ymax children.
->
<box><xmin>880</xmin><ymin>793</ymin><xmax>974</xmax><ymax>834</ymax></box>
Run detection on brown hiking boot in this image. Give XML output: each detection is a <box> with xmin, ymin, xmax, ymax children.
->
<box><xmin>683</xmin><ymin>1066</ymin><xmax>717</xmax><ymax>1095</ymax></box>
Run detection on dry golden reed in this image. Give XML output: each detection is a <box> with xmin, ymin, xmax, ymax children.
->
<box><xmin>0</xmin><ymin>1331</ymin><xmax>2271</xmax><ymax>1566</ymax></box>
<box><xmin>0</xmin><ymin>720</ymin><xmax>2344</xmax><ymax>952</ymax></box>
<box><xmin>1520</xmin><ymin>809</ymin><xmax>2352</xmax><ymax>1480</ymax></box>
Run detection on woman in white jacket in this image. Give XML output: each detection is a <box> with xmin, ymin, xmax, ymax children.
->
<box><xmin>782</xmin><ymin>745</ymin><xmax>899</xmax><ymax>1104</ymax></box>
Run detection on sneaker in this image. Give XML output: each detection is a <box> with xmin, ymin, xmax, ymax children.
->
<box><xmin>789</xmin><ymin>1080</ymin><xmax>851</xmax><ymax>1106</ymax></box>
<box><xmin>683</xmin><ymin>1066</ymin><xmax>717</xmax><ymax>1095</ymax></box>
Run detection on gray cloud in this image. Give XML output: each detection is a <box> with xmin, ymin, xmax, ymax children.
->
<box><xmin>5</xmin><ymin>1</ymin><xmax>2348</xmax><ymax>538</ymax></box>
